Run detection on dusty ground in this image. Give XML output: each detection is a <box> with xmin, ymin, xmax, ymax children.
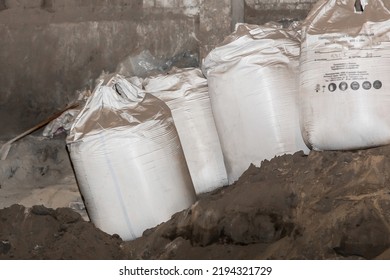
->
<box><xmin>2</xmin><ymin>136</ymin><xmax>390</xmax><ymax>259</ymax></box>
<box><xmin>0</xmin><ymin>135</ymin><xmax>88</xmax><ymax>220</ymax></box>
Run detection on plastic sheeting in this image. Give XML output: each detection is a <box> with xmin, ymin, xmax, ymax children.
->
<box><xmin>115</xmin><ymin>50</ymin><xmax>199</xmax><ymax>79</ymax></box>
<box><xmin>43</xmin><ymin>89</ymin><xmax>92</xmax><ymax>138</ymax></box>
<box><xmin>66</xmin><ymin>74</ymin><xmax>196</xmax><ymax>241</ymax></box>
<box><xmin>300</xmin><ymin>0</ymin><xmax>390</xmax><ymax>150</ymax></box>
<box><xmin>203</xmin><ymin>23</ymin><xmax>309</xmax><ymax>184</ymax></box>
<box><xmin>115</xmin><ymin>50</ymin><xmax>165</xmax><ymax>78</ymax></box>
<box><xmin>42</xmin><ymin>109</ymin><xmax>79</xmax><ymax>138</ymax></box>
<box><xmin>143</xmin><ymin>68</ymin><xmax>228</xmax><ymax>194</ymax></box>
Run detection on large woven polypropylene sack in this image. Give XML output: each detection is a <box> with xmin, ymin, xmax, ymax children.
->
<box><xmin>203</xmin><ymin>23</ymin><xmax>309</xmax><ymax>184</ymax></box>
<box><xmin>66</xmin><ymin>74</ymin><xmax>196</xmax><ymax>241</ymax></box>
<box><xmin>143</xmin><ymin>68</ymin><xmax>228</xmax><ymax>194</ymax></box>
<box><xmin>300</xmin><ymin>0</ymin><xmax>390</xmax><ymax>150</ymax></box>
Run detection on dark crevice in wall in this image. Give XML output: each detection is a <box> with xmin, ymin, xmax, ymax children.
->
<box><xmin>244</xmin><ymin>1</ymin><xmax>312</xmax><ymax>26</ymax></box>
<box><xmin>0</xmin><ymin>0</ymin><xmax>7</xmax><ymax>11</ymax></box>
<box><xmin>41</xmin><ymin>0</ymin><xmax>54</xmax><ymax>13</ymax></box>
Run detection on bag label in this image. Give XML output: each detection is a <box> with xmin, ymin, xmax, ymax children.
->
<box><xmin>301</xmin><ymin>25</ymin><xmax>390</xmax><ymax>95</ymax></box>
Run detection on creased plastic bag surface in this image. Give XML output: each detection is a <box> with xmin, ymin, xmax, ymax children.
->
<box><xmin>143</xmin><ymin>68</ymin><xmax>228</xmax><ymax>194</ymax></box>
<box><xmin>67</xmin><ymin>75</ymin><xmax>196</xmax><ymax>241</ymax></box>
<box><xmin>300</xmin><ymin>0</ymin><xmax>390</xmax><ymax>150</ymax></box>
<box><xmin>203</xmin><ymin>23</ymin><xmax>309</xmax><ymax>184</ymax></box>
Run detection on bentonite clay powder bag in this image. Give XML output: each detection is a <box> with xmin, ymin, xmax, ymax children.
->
<box><xmin>67</xmin><ymin>75</ymin><xmax>196</xmax><ymax>241</ymax></box>
<box><xmin>299</xmin><ymin>0</ymin><xmax>390</xmax><ymax>150</ymax></box>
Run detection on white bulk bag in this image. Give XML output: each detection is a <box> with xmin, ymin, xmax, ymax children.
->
<box><xmin>203</xmin><ymin>23</ymin><xmax>309</xmax><ymax>184</ymax></box>
<box><xmin>143</xmin><ymin>68</ymin><xmax>228</xmax><ymax>194</ymax></box>
<box><xmin>66</xmin><ymin>74</ymin><xmax>196</xmax><ymax>241</ymax></box>
<box><xmin>300</xmin><ymin>0</ymin><xmax>390</xmax><ymax>150</ymax></box>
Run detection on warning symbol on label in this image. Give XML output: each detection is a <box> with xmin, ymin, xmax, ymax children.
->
<box><xmin>362</xmin><ymin>81</ymin><xmax>372</xmax><ymax>90</ymax></box>
<box><xmin>351</xmin><ymin>81</ymin><xmax>360</xmax><ymax>90</ymax></box>
<box><xmin>328</xmin><ymin>83</ymin><xmax>336</xmax><ymax>92</ymax></box>
<box><xmin>373</xmin><ymin>80</ymin><xmax>382</xmax><ymax>89</ymax></box>
<box><xmin>339</xmin><ymin>82</ymin><xmax>348</xmax><ymax>91</ymax></box>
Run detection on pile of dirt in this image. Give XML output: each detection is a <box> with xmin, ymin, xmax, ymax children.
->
<box><xmin>0</xmin><ymin>205</ymin><xmax>123</xmax><ymax>259</ymax></box>
<box><xmin>2</xmin><ymin>145</ymin><xmax>390</xmax><ymax>260</ymax></box>
<box><xmin>124</xmin><ymin>148</ymin><xmax>390</xmax><ymax>260</ymax></box>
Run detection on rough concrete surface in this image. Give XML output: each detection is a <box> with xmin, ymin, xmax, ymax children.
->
<box><xmin>0</xmin><ymin>1</ymin><xmax>199</xmax><ymax>139</ymax></box>
<box><xmin>244</xmin><ymin>0</ymin><xmax>317</xmax><ymax>25</ymax></box>
<box><xmin>0</xmin><ymin>0</ymin><xmax>319</xmax><ymax>140</ymax></box>
<box><xmin>199</xmin><ymin>0</ymin><xmax>233</xmax><ymax>60</ymax></box>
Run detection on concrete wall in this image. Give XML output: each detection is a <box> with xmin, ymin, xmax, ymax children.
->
<box><xmin>199</xmin><ymin>0</ymin><xmax>234</xmax><ymax>60</ymax></box>
<box><xmin>245</xmin><ymin>0</ymin><xmax>317</xmax><ymax>25</ymax></box>
<box><xmin>0</xmin><ymin>0</ymin><xmax>316</xmax><ymax>139</ymax></box>
<box><xmin>0</xmin><ymin>0</ymin><xmax>200</xmax><ymax>138</ymax></box>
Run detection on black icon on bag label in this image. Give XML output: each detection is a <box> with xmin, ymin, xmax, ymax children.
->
<box><xmin>351</xmin><ymin>81</ymin><xmax>360</xmax><ymax>90</ymax></box>
<box><xmin>339</xmin><ymin>82</ymin><xmax>348</xmax><ymax>91</ymax></box>
<box><xmin>373</xmin><ymin>80</ymin><xmax>382</xmax><ymax>89</ymax></box>
<box><xmin>328</xmin><ymin>83</ymin><xmax>337</xmax><ymax>92</ymax></box>
<box><xmin>362</xmin><ymin>81</ymin><xmax>372</xmax><ymax>90</ymax></box>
